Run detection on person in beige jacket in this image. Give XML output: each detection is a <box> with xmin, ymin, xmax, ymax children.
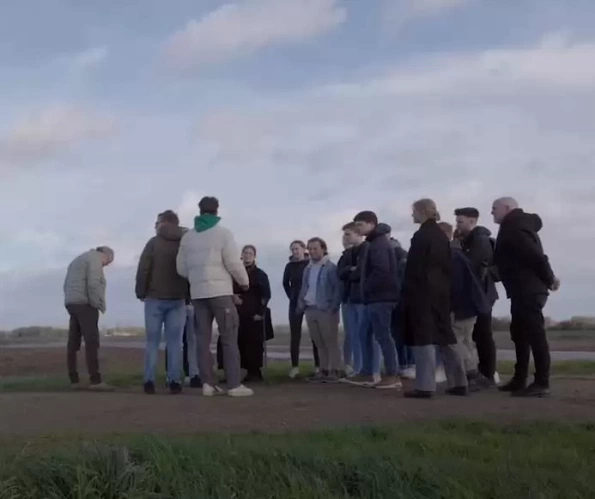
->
<box><xmin>63</xmin><ymin>246</ymin><xmax>114</xmax><ymax>390</ymax></box>
<box><xmin>177</xmin><ymin>196</ymin><xmax>253</xmax><ymax>397</ymax></box>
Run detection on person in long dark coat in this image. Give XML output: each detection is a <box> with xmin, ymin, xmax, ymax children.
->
<box><xmin>402</xmin><ymin>198</ymin><xmax>468</xmax><ymax>399</ymax></box>
<box><xmin>225</xmin><ymin>245</ymin><xmax>272</xmax><ymax>382</ymax></box>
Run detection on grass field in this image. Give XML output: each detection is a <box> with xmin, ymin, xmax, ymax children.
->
<box><xmin>1</xmin><ymin>422</ymin><xmax>595</xmax><ymax>498</ymax></box>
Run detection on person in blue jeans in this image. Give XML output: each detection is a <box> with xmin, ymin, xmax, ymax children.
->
<box><xmin>338</xmin><ymin>222</ymin><xmax>381</xmax><ymax>378</ymax></box>
<box><xmin>135</xmin><ymin>210</ymin><xmax>190</xmax><ymax>395</ymax></box>
<box><xmin>351</xmin><ymin>211</ymin><xmax>402</xmax><ymax>389</ymax></box>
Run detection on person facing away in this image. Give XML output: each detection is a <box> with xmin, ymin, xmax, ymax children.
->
<box><xmin>439</xmin><ymin>221</ymin><xmax>491</xmax><ymax>390</ymax></box>
<box><xmin>336</xmin><ymin>222</ymin><xmax>367</xmax><ymax>376</ymax></box>
<box><xmin>217</xmin><ymin>245</ymin><xmax>271</xmax><ymax>382</ymax></box>
<box><xmin>455</xmin><ymin>207</ymin><xmax>500</xmax><ymax>387</ymax></box>
<box><xmin>282</xmin><ymin>240</ymin><xmax>320</xmax><ymax>378</ymax></box>
<box><xmin>176</xmin><ymin>196</ymin><xmax>253</xmax><ymax>397</ymax></box>
<box><xmin>402</xmin><ymin>199</ymin><xmax>468</xmax><ymax>399</ymax></box>
<box><xmin>491</xmin><ymin>197</ymin><xmax>560</xmax><ymax>398</ymax></box>
<box><xmin>136</xmin><ymin>210</ymin><xmax>190</xmax><ymax>395</ymax></box>
<box><xmin>297</xmin><ymin>237</ymin><xmax>343</xmax><ymax>382</ymax></box>
<box><xmin>63</xmin><ymin>246</ymin><xmax>114</xmax><ymax>391</ymax></box>
<box><xmin>350</xmin><ymin>211</ymin><xmax>401</xmax><ymax>390</ymax></box>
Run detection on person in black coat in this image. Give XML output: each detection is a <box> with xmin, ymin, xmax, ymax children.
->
<box><xmin>402</xmin><ymin>199</ymin><xmax>468</xmax><ymax>399</ymax></box>
<box><xmin>455</xmin><ymin>207</ymin><xmax>499</xmax><ymax>385</ymax></box>
<box><xmin>491</xmin><ymin>197</ymin><xmax>560</xmax><ymax>397</ymax></box>
<box><xmin>282</xmin><ymin>240</ymin><xmax>320</xmax><ymax>377</ymax></box>
<box><xmin>217</xmin><ymin>245</ymin><xmax>273</xmax><ymax>383</ymax></box>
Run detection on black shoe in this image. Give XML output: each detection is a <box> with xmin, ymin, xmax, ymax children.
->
<box><xmin>190</xmin><ymin>376</ymin><xmax>202</xmax><ymax>388</ymax></box>
<box><xmin>511</xmin><ymin>383</ymin><xmax>550</xmax><ymax>398</ymax></box>
<box><xmin>404</xmin><ymin>389</ymin><xmax>434</xmax><ymax>399</ymax></box>
<box><xmin>498</xmin><ymin>378</ymin><xmax>527</xmax><ymax>393</ymax></box>
<box><xmin>169</xmin><ymin>382</ymin><xmax>182</xmax><ymax>395</ymax></box>
<box><xmin>244</xmin><ymin>371</ymin><xmax>264</xmax><ymax>383</ymax></box>
<box><xmin>144</xmin><ymin>381</ymin><xmax>156</xmax><ymax>395</ymax></box>
<box><xmin>447</xmin><ymin>386</ymin><xmax>469</xmax><ymax>396</ymax></box>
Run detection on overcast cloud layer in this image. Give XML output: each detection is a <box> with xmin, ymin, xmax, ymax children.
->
<box><xmin>1</xmin><ymin>0</ymin><xmax>594</xmax><ymax>329</ymax></box>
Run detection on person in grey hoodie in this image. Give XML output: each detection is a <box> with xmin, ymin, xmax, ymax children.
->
<box><xmin>63</xmin><ymin>246</ymin><xmax>114</xmax><ymax>390</ymax></box>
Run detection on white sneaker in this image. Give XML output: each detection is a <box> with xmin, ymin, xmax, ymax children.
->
<box><xmin>345</xmin><ymin>365</ymin><xmax>355</xmax><ymax>377</ymax></box>
<box><xmin>202</xmin><ymin>384</ymin><xmax>224</xmax><ymax>397</ymax></box>
<box><xmin>314</xmin><ymin>367</ymin><xmax>320</xmax><ymax>374</ymax></box>
<box><xmin>400</xmin><ymin>367</ymin><xmax>416</xmax><ymax>380</ymax></box>
<box><xmin>289</xmin><ymin>367</ymin><xmax>300</xmax><ymax>379</ymax></box>
<box><xmin>493</xmin><ymin>372</ymin><xmax>501</xmax><ymax>384</ymax></box>
<box><xmin>227</xmin><ymin>384</ymin><xmax>254</xmax><ymax>397</ymax></box>
<box><xmin>184</xmin><ymin>376</ymin><xmax>191</xmax><ymax>386</ymax></box>
<box><xmin>373</xmin><ymin>373</ymin><xmax>382</xmax><ymax>384</ymax></box>
<box><xmin>435</xmin><ymin>367</ymin><xmax>447</xmax><ymax>384</ymax></box>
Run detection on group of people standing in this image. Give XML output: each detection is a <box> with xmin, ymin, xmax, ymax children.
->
<box><xmin>63</xmin><ymin>195</ymin><xmax>559</xmax><ymax>399</ymax></box>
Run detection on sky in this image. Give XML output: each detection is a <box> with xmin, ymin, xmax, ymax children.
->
<box><xmin>1</xmin><ymin>0</ymin><xmax>594</xmax><ymax>329</ymax></box>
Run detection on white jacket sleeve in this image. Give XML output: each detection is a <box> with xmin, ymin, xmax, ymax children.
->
<box><xmin>176</xmin><ymin>233</ymin><xmax>189</xmax><ymax>278</ymax></box>
<box><xmin>222</xmin><ymin>230</ymin><xmax>249</xmax><ymax>287</ymax></box>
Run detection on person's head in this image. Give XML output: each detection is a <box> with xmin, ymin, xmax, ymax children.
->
<box><xmin>412</xmin><ymin>198</ymin><xmax>440</xmax><ymax>225</ymax></box>
<box><xmin>290</xmin><ymin>240</ymin><xmax>306</xmax><ymax>260</ymax></box>
<box><xmin>454</xmin><ymin>207</ymin><xmax>479</xmax><ymax>235</ymax></box>
<box><xmin>198</xmin><ymin>196</ymin><xmax>219</xmax><ymax>216</ymax></box>
<box><xmin>96</xmin><ymin>246</ymin><xmax>115</xmax><ymax>266</ymax></box>
<box><xmin>241</xmin><ymin>245</ymin><xmax>256</xmax><ymax>265</ymax></box>
<box><xmin>491</xmin><ymin>197</ymin><xmax>519</xmax><ymax>224</ymax></box>
<box><xmin>353</xmin><ymin>211</ymin><xmax>378</xmax><ymax>236</ymax></box>
<box><xmin>307</xmin><ymin>237</ymin><xmax>328</xmax><ymax>262</ymax></box>
<box><xmin>438</xmin><ymin>222</ymin><xmax>454</xmax><ymax>241</ymax></box>
<box><xmin>342</xmin><ymin>222</ymin><xmax>362</xmax><ymax>249</ymax></box>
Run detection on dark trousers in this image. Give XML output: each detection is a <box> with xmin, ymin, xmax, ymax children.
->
<box><xmin>165</xmin><ymin>329</ymin><xmax>189</xmax><ymax>378</ymax></box>
<box><xmin>510</xmin><ymin>294</ymin><xmax>550</xmax><ymax>386</ymax></box>
<box><xmin>66</xmin><ymin>304</ymin><xmax>101</xmax><ymax>384</ymax></box>
<box><xmin>289</xmin><ymin>305</ymin><xmax>319</xmax><ymax>368</ymax></box>
<box><xmin>472</xmin><ymin>312</ymin><xmax>496</xmax><ymax>379</ymax></box>
<box><xmin>217</xmin><ymin>317</ymin><xmax>264</xmax><ymax>375</ymax></box>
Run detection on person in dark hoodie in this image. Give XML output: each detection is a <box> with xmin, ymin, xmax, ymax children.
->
<box><xmin>491</xmin><ymin>197</ymin><xmax>560</xmax><ymax>397</ymax></box>
<box><xmin>283</xmin><ymin>240</ymin><xmax>320</xmax><ymax>378</ymax></box>
<box><xmin>402</xmin><ymin>199</ymin><xmax>468</xmax><ymax>399</ymax></box>
<box><xmin>351</xmin><ymin>211</ymin><xmax>401</xmax><ymax>389</ymax></box>
<box><xmin>136</xmin><ymin>210</ymin><xmax>190</xmax><ymax>395</ymax></box>
<box><xmin>455</xmin><ymin>207</ymin><xmax>500</xmax><ymax>387</ymax></box>
<box><xmin>439</xmin><ymin>222</ymin><xmax>491</xmax><ymax>389</ymax></box>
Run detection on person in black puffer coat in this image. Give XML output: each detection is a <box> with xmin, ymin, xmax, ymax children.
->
<box><xmin>283</xmin><ymin>240</ymin><xmax>320</xmax><ymax>377</ymax></box>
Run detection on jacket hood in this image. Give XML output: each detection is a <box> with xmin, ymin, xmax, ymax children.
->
<box><xmin>368</xmin><ymin>223</ymin><xmax>391</xmax><ymax>241</ymax></box>
<box><xmin>389</xmin><ymin>237</ymin><xmax>402</xmax><ymax>249</ymax></box>
<box><xmin>194</xmin><ymin>214</ymin><xmax>221</xmax><ymax>233</ymax></box>
<box><xmin>503</xmin><ymin>208</ymin><xmax>543</xmax><ymax>232</ymax></box>
<box><xmin>157</xmin><ymin>224</ymin><xmax>184</xmax><ymax>241</ymax></box>
<box><xmin>465</xmin><ymin>225</ymin><xmax>492</xmax><ymax>245</ymax></box>
<box><xmin>288</xmin><ymin>255</ymin><xmax>309</xmax><ymax>262</ymax></box>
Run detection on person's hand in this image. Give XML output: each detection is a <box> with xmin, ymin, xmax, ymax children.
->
<box><xmin>254</xmin><ymin>314</ymin><xmax>263</xmax><ymax>321</ymax></box>
<box><xmin>232</xmin><ymin>295</ymin><xmax>243</xmax><ymax>306</ymax></box>
<box><xmin>240</xmin><ymin>284</ymin><xmax>249</xmax><ymax>291</ymax></box>
<box><xmin>550</xmin><ymin>277</ymin><xmax>561</xmax><ymax>292</ymax></box>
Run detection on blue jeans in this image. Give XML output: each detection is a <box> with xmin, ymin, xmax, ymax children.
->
<box><xmin>364</xmin><ymin>303</ymin><xmax>399</xmax><ymax>377</ymax></box>
<box><xmin>342</xmin><ymin>303</ymin><xmax>364</xmax><ymax>372</ymax></box>
<box><xmin>144</xmin><ymin>299</ymin><xmax>186</xmax><ymax>384</ymax></box>
<box><xmin>359</xmin><ymin>306</ymin><xmax>382</xmax><ymax>377</ymax></box>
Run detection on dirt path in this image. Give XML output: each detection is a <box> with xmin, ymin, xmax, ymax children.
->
<box><xmin>2</xmin><ymin>379</ymin><xmax>595</xmax><ymax>442</ymax></box>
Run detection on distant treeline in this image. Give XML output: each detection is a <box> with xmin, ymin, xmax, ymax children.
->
<box><xmin>1</xmin><ymin>320</ymin><xmax>594</xmax><ymax>339</ymax></box>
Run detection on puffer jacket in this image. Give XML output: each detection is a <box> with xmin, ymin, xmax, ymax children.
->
<box><xmin>176</xmin><ymin>223</ymin><xmax>249</xmax><ymax>300</ymax></box>
<box><xmin>63</xmin><ymin>250</ymin><xmax>106</xmax><ymax>312</ymax></box>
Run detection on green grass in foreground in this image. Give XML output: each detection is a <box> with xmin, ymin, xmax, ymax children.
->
<box><xmin>1</xmin><ymin>360</ymin><xmax>594</xmax><ymax>393</ymax></box>
<box><xmin>1</xmin><ymin>422</ymin><xmax>595</xmax><ymax>498</ymax></box>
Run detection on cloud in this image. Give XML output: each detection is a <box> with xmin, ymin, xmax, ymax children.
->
<box><xmin>383</xmin><ymin>0</ymin><xmax>473</xmax><ymax>28</ymax></box>
<box><xmin>163</xmin><ymin>0</ymin><xmax>347</xmax><ymax>70</ymax></box>
<box><xmin>0</xmin><ymin>105</ymin><xmax>116</xmax><ymax>167</ymax></box>
<box><xmin>68</xmin><ymin>46</ymin><xmax>109</xmax><ymax>71</ymax></box>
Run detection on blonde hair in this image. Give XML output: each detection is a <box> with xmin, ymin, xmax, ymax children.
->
<box><xmin>413</xmin><ymin>198</ymin><xmax>440</xmax><ymax>221</ymax></box>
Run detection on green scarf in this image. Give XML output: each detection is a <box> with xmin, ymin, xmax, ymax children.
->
<box><xmin>194</xmin><ymin>214</ymin><xmax>221</xmax><ymax>233</ymax></box>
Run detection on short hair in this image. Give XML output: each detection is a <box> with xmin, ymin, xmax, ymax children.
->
<box><xmin>353</xmin><ymin>211</ymin><xmax>378</xmax><ymax>226</ymax></box>
<box><xmin>159</xmin><ymin>210</ymin><xmax>180</xmax><ymax>225</ymax></box>
<box><xmin>290</xmin><ymin>240</ymin><xmax>306</xmax><ymax>249</ymax></box>
<box><xmin>242</xmin><ymin>244</ymin><xmax>257</xmax><ymax>255</ymax></box>
<box><xmin>438</xmin><ymin>222</ymin><xmax>453</xmax><ymax>239</ymax></box>
<box><xmin>96</xmin><ymin>246</ymin><xmax>115</xmax><ymax>262</ymax></box>
<box><xmin>307</xmin><ymin>237</ymin><xmax>328</xmax><ymax>255</ymax></box>
<box><xmin>198</xmin><ymin>196</ymin><xmax>219</xmax><ymax>215</ymax></box>
<box><xmin>342</xmin><ymin>221</ymin><xmax>358</xmax><ymax>232</ymax></box>
<box><xmin>454</xmin><ymin>207</ymin><xmax>480</xmax><ymax>219</ymax></box>
<box><xmin>413</xmin><ymin>198</ymin><xmax>440</xmax><ymax>221</ymax></box>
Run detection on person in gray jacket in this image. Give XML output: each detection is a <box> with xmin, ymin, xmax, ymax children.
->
<box><xmin>63</xmin><ymin>246</ymin><xmax>114</xmax><ymax>390</ymax></box>
<box><xmin>297</xmin><ymin>237</ymin><xmax>343</xmax><ymax>382</ymax></box>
